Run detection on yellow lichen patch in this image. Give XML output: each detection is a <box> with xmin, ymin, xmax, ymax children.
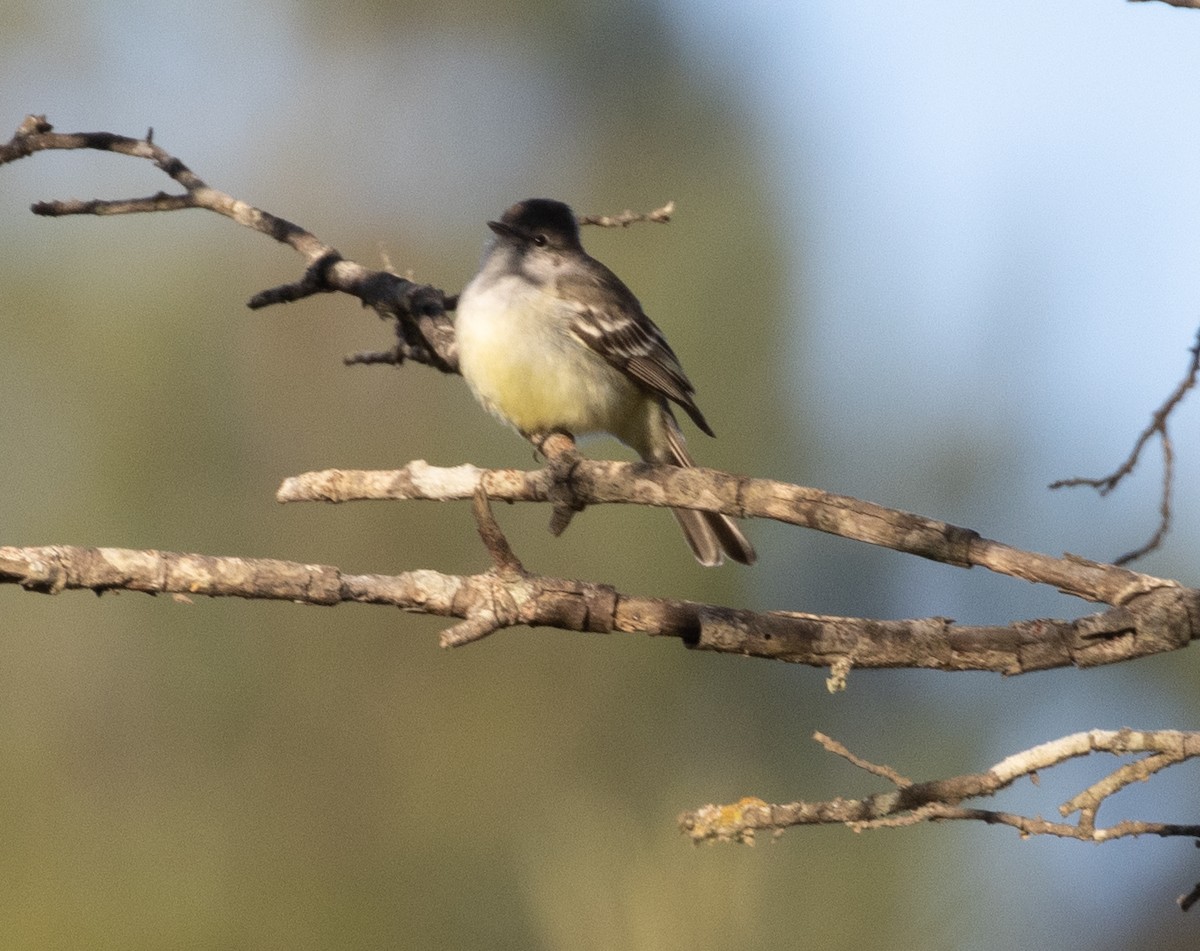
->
<box><xmin>680</xmin><ymin>797</ymin><xmax>770</xmax><ymax>844</ymax></box>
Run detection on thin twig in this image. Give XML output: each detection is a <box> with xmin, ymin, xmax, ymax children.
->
<box><xmin>577</xmin><ymin>201</ymin><xmax>675</xmax><ymax>228</ymax></box>
<box><xmin>471</xmin><ymin>487</ymin><xmax>525</xmax><ymax>576</ymax></box>
<box><xmin>1050</xmin><ymin>328</ymin><xmax>1200</xmax><ymax>563</ymax></box>
<box><xmin>1112</xmin><ymin>434</ymin><xmax>1174</xmax><ymax>565</ymax></box>
<box><xmin>814</xmin><ymin>732</ymin><xmax>912</xmax><ymax>786</ymax></box>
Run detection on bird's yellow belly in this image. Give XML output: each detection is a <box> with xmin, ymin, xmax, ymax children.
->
<box><xmin>456</xmin><ymin>285</ymin><xmax>643</xmax><ymax>439</ymax></box>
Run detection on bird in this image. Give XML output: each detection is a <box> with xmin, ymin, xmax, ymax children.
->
<box><xmin>453</xmin><ymin>198</ymin><xmax>755</xmax><ymax>566</ymax></box>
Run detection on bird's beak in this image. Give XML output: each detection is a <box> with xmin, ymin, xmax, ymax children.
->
<box><xmin>487</xmin><ymin>219</ymin><xmax>520</xmax><ymax>240</ymax></box>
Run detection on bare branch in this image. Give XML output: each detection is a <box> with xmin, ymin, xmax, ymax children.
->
<box><xmin>471</xmin><ymin>488</ymin><xmax>526</xmax><ymax>577</ymax></box>
<box><xmin>3</xmin><ymin>117</ymin><xmax>677</xmax><ymax>381</ymax></box>
<box><xmin>680</xmin><ymin>729</ymin><xmax>1200</xmax><ymax>858</ymax></box>
<box><xmin>271</xmin><ymin>459</ymin><xmax>1200</xmax><ymax>673</ymax></box>
<box><xmin>813</xmin><ymin>731</ymin><xmax>912</xmax><ymax>786</ymax></box>
<box><xmin>0</xmin><ymin>543</ymin><xmax>615</xmax><ymax>642</ymax></box>
<box><xmin>276</xmin><ymin>460</ymin><xmax>1186</xmax><ymax>610</ymax></box>
<box><xmin>0</xmin><ymin>115</ymin><xmax>458</xmax><ymax>374</ymax></box>
<box><xmin>1051</xmin><ymin>328</ymin><xmax>1200</xmax><ymax>563</ymax></box>
<box><xmin>577</xmin><ymin>201</ymin><xmax>675</xmax><ymax>228</ymax></box>
<box><xmin>1</xmin><ymin>514</ymin><xmax>1196</xmax><ymax>675</ymax></box>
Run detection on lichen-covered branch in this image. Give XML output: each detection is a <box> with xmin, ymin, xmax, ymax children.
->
<box><xmin>679</xmin><ymin>729</ymin><xmax>1200</xmax><ymax>871</ymax></box>
<box><xmin>680</xmin><ymin>725</ymin><xmax>1200</xmax><ymax>914</ymax></box>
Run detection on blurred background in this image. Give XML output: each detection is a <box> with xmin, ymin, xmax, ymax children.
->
<box><xmin>2</xmin><ymin>1</ymin><xmax>1199</xmax><ymax>948</ymax></box>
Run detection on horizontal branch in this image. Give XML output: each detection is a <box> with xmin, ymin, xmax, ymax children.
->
<box><xmin>0</xmin><ymin>530</ymin><xmax>1194</xmax><ymax>673</ymax></box>
<box><xmin>277</xmin><ymin>460</ymin><xmax>1193</xmax><ymax>607</ymax></box>
<box><xmin>682</xmin><ymin>726</ymin><xmax>1200</xmax><ymax>909</ymax></box>
<box><xmin>268</xmin><ymin>462</ymin><xmax>1200</xmax><ymax>670</ymax></box>
<box><xmin>679</xmin><ymin>728</ymin><xmax>1200</xmax><ymax>861</ymax></box>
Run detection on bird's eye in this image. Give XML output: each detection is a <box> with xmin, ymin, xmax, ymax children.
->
<box><xmin>531</xmin><ymin>233</ymin><xmax>548</xmax><ymax>247</ymax></box>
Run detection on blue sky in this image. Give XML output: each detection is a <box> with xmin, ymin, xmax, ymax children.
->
<box><xmin>673</xmin><ymin>2</ymin><xmax>1200</xmax><ymax>940</ymax></box>
<box><xmin>668</xmin><ymin>0</ymin><xmax>1200</xmax><ymax>582</ymax></box>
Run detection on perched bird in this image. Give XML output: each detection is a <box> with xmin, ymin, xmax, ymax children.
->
<box><xmin>454</xmin><ymin>198</ymin><xmax>755</xmax><ymax>566</ymax></box>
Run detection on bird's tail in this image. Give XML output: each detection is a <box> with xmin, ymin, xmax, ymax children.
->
<box><xmin>649</xmin><ymin>414</ymin><xmax>757</xmax><ymax>567</ymax></box>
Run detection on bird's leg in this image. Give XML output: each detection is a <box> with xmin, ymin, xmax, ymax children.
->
<box><xmin>529</xmin><ymin>430</ymin><xmax>587</xmax><ymax>537</ymax></box>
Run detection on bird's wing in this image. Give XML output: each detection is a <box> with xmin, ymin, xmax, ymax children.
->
<box><xmin>564</xmin><ymin>270</ymin><xmax>714</xmax><ymax>437</ymax></box>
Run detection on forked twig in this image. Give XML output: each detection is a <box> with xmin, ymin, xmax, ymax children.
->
<box><xmin>682</xmin><ymin>728</ymin><xmax>1200</xmax><ymax>907</ymax></box>
<box><xmin>1050</xmin><ymin>329</ymin><xmax>1200</xmax><ymax>564</ymax></box>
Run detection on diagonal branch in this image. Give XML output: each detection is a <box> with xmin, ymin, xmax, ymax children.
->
<box><xmin>1</xmin><ymin>114</ymin><xmax>458</xmax><ymax>373</ymax></box>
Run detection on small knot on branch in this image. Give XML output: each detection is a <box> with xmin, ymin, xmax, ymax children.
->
<box><xmin>17</xmin><ymin>114</ymin><xmax>53</xmax><ymax>137</ymax></box>
<box><xmin>438</xmin><ymin>569</ymin><xmax>524</xmax><ymax>650</ymax></box>
<box><xmin>439</xmin><ymin>612</ymin><xmax>509</xmax><ymax>649</ymax></box>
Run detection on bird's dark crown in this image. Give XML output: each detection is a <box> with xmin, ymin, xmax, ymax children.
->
<box><xmin>488</xmin><ymin>198</ymin><xmax>582</xmax><ymax>251</ymax></box>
